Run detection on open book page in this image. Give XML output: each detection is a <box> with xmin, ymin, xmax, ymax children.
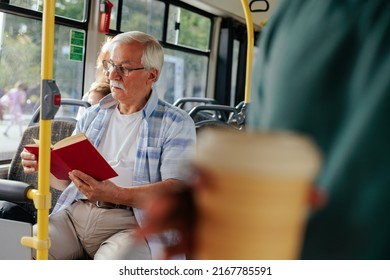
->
<box><xmin>52</xmin><ymin>133</ymin><xmax>87</xmax><ymax>150</ymax></box>
<box><xmin>31</xmin><ymin>132</ymin><xmax>86</xmax><ymax>150</ymax></box>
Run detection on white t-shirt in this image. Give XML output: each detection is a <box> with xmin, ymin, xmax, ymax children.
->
<box><xmin>98</xmin><ymin>106</ymin><xmax>142</xmax><ymax>186</ymax></box>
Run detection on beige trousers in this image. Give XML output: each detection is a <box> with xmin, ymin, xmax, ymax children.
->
<box><xmin>33</xmin><ymin>200</ymin><xmax>151</xmax><ymax>260</ymax></box>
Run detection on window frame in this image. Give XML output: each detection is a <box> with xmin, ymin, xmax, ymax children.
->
<box><xmin>106</xmin><ymin>0</ymin><xmax>213</xmax><ymax>65</ymax></box>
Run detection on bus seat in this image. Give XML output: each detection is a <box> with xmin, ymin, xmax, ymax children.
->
<box><xmin>0</xmin><ymin>120</ymin><xmax>76</xmax><ymax>221</ymax></box>
<box><xmin>188</xmin><ymin>104</ymin><xmax>245</xmax><ymax>130</ymax></box>
<box><xmin>173</xmin><ymin>97</ymin><xmax>217</xmax><ymax>112</ymax></box>
<box><xmin>228</xmin><ymin>101</ymin><xmax>248</xmax><ymax>127</ymax></box>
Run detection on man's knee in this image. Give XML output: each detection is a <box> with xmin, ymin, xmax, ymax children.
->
<box><xmin>94</xmin><ymin>230</ymin><xmax>151</xmax><ymax>260</ymax></box>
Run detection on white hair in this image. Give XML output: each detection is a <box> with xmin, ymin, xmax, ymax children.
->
<box><xmin>109</xmin><ymin>31</ymin><xmax>164</xmax><ymax>79</ymax></box>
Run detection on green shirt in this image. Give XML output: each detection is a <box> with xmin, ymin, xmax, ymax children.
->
<box><xmin>248</xmin><ymin>0</ymin><xmax>390</xmax><ymax>259</ymax></box>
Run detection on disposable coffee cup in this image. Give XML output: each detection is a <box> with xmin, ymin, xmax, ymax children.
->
<box><xmin>192</xmin><ymin>128</ymin><xmax>322</xmax><ymax>260</ymax></box>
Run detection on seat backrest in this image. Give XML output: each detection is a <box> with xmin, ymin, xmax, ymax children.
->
<box><xmin>173</xmin><ymin>97</ymin><xmax>217</xmax><ymax>111</ymax></box>
<box><xmin>189</xmin><ymin>104</ymin><xmax>245</xmax><ymax>130</ymax></box>
<box><xmin>8</xmin><ymin>120</ymin><xmax>76</xmax><ymax>218</ymax></box>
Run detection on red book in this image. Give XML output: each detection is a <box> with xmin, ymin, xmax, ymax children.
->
<box><xmin>24</xmin><ymin>133</ymin><xmax>118</xmax><ymax>181</ymax></box>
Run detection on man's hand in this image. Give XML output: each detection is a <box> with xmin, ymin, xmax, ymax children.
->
<box><xmin>20</xmin><ymin>149</ymin><xmax>38</xmax><ymax>174</ymax></box>
<box><xmin>138</xmin><ymin>186</ymin><xmax>196</xmax><ymax>259</ymax></box>
<box><xmin>68</xmin><ymin>169</ymin><xmax>119</xmax><ymax>202</ymax></box>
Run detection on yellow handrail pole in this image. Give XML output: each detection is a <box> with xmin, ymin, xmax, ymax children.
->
<box><xmin>20</xmin><ymin>0</ymin><xmax>55</xmax><ymax>260</ymax></box>
<box><xmin>240</xmin><ymin>0</ymin><xmax>254</xmax><ymax>103</ymax></box>
<box><xmin>36</xmin><ymin>0</ymin><xmax>56</xmax><ymax>260</ymax></box>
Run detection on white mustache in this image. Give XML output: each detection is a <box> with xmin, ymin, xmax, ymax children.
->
<box><xmin>110</xmin><ymin>81</ymin><xmax>126</xmax><ymax>90</ymax></box>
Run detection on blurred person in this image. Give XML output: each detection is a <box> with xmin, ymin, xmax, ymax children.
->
<box><xmin>140</xmin><ymin>0</ymin><xmax>390</xmax><ymax>260</ymax></box>
<box><xmin>3</xmin><ymin>81</ymin><xmax>27</xmax><ymax>137</ymax></box>
<box><xmin>20</xmin><ymin>31</ymin><xmax>196</xmax><ymax>260</ymax></box>
<box><xmin>0</xmin><ymin>89</ymin><xmax>7</xmax><ymax>123</ymax></box>
<box><xmin>247</xmin><ymin>0</ymin><xmax>390</xmax><ymax>260</ymax></box>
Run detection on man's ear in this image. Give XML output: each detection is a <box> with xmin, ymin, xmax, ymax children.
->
<box><xmin>147</xmin><ymin>68</ymin><xmax>158</xmax><ymax>84</ymax></box>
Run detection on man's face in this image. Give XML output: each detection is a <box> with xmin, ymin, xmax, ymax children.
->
<box><xmin>106</xmin><ymin>41</ymin><xmax>157</xmax><ymax>107</ymax></box>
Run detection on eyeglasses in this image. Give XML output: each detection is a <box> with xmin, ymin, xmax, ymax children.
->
<box><xmin>102</xmin><ymin>60</ymin><xmax>145</xmax><ymax>77</ymax></box>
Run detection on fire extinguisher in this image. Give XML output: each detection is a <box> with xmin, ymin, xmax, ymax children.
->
<box><xmin>100</xmin><ymin>0</ymin><xmax>113</xmax><ymax>34</ymax></box>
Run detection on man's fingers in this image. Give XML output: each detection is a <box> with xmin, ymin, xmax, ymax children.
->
<box><xmin>69</xmin><ymin>170</ymin><xmax>97</xmax><ymax>185</ymax></box>
<box><xmin>21</xmin><ymin>158</ymin><xmax>38</xmax><ymax>173</ymax></box>
<box><xmin>21</xmin><ymin>149</ymin><xmax>36</xmax><ymax>160</ymax></box>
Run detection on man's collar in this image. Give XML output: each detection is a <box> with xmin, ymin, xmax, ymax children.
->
<box><xmin>99</xmin><ymin>93</ymin><xmax>117</xmax><ymax>108</ymax></box>
<box><xmin>142</xmin><ymin>90</ymin><xmax>158</xmax><ymax>119</ymax></box>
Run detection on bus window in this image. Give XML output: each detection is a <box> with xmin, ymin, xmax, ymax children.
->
<box><xmin>110</xmin><ymin>0</ymin><xmax>165</xmax><ymax>40</ymax></box>
<box><xmin>0</xmin><ymin>10</ymin><xmax>86</xmax><ymax>161</ymax></box>
<box><xmin>7</xmin><ymin>0</ymin><xmax>88</xmax><ymax>22</ymax></box>
<box><xmin>157</xmin><ymin>49</ymin><xmax>208</xmax><ymax>104</ymax></box>
<box><xmin>167</xmin><ymin>5</ymin><xmax>211</xmax><ymax>51</ymax></box>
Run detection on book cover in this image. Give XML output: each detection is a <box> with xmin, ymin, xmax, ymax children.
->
<box><xmin>24</xmin><ymin>133</ymin><xmax>118</xmax><ymax>181</ymax></box>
